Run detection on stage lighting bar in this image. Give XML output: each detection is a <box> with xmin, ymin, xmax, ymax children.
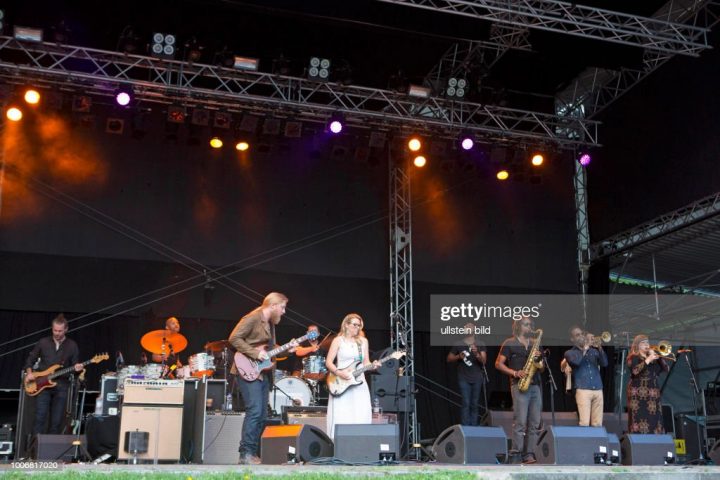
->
<box><xmin>13</xmin><ymin>26</ymin><xmax>43</xmax><ymax>43</ymax></box>
<box><xmin>446</xmin><ymin>77</ymin><xmax>467</xmax><ymax>98</ymax></box>
<box><xmin>408</xmin><ymin>84</ymin><xmax>431</xmax><ymax>98</ymax></box>
<box><xmin>308</xmin><ymin>57</ymin><xmax>331</xmax><ymax>81</ymax></box>
<box><xmin>233</xmin><ymin>56</ymin><xmax>259</xmax><ymax>71</ymax></box>
<box><xmin>151</xmin><ymin>32</ymin><xmax>176</xmax><ymax>59</ymax></box>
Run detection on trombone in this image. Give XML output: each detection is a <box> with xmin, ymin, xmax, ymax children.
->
<box><xmin>650</xmin><ymin>340</ymin><xmax>676</xmax><ymax>361</ymax></box>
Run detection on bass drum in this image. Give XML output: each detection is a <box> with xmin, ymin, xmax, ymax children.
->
<box><xmin>268</xmin><ymin>377</ymin><xmax>312</xmax><ymax>415</ymax></box>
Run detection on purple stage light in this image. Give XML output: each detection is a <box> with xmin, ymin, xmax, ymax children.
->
<box><xmin>329</xmin><ymin>120</ymin><xmax>343</xmax><ymax>134</ymax></box>
<box><xmin>116</xmin><ymin>92</ymin><xmax>131</xmax><ymax>106</ymax></box>
<box><xmin>579</xmin><ymin>153</ymin><xmax>592</xmax><ymax>166</ymax></box>
<box><xmin>461</xmin><ymin>137</ymin><xmax>474</xmax><ymax>150</ymax></box>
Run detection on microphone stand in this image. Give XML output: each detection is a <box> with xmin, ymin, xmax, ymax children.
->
<box><xmin>542</xmin><ymin>350</ymin><xmax>558</xmax><ymax>426</ymax></box>
<box><xmin>682</xmin><ymin>351</ymin><xmax>707</xmax><ymax>464</ymax></box>
<box><xmin>481</xmin><ymin>362</ymin><xmax>490</xmax><ymax>425</ymax></box>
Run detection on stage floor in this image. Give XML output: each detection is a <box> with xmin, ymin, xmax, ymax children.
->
<box><xmin>1</xmin><ymin>462</ymin><xmax>718</xmax><ymax>478</ymax></box>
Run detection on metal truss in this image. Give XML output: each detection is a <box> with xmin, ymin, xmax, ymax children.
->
<box><xmin>556</xmin><ymin>0</ymin><xmax>720</xmax><ymax>119</ymax></box>
<box><xmin>377</xmin><ymin>0</ymin><xmax>712</xmax><ymax>56</ymax></box>
<box><xmin>573</xmin><ymin>156</ymin><xmax>591</xmax><ymax>324</ymax></box>
<box><xmin>0</xmin><ymin>37</ymin><xmax>598</xmax><ymax>148</ymax></box>
<box><xmin>590</xmin><ymin>191</ymin><xmax>720</xmax><ymax>260</ymax></box>
<box><xmin>388</xmin><ymin>160</ymin><xmax>418</xmax><ymax>457</ymax></box>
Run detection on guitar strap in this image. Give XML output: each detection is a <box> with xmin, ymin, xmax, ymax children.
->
<box><xmin>268</xmin><ymin>323</ymin><xmax>276</xmax><ymax>385</ymax></box>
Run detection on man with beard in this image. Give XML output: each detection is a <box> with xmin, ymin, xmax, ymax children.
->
<box><xmin>564</xmin><ymin>326</ymin><xmax>608</xmax><ymax>427</ymax></box>
<box><xmin>229</xmin><ymin>292</ymin><xmax>292</xmax><ymax>465</ymax></box>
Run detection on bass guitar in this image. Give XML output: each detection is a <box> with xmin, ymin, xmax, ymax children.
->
<box><xmin>24</xmin><ymin>353</ymin><xmax>109</xmax><ymax>396</ymax></box>
<box><xmin>234</xmin><ymin>330</ymin><xmax>319</xmax><ymax>381</ymax></box>
<box><xmin>327</xmin><ymin>350</ymin><xmax>405</xmax><ymax>397</ymax></box>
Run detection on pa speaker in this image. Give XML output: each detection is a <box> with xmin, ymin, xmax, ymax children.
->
<box><xmin>432</xmin><ymin>425</ymin><xmax>507</xmax><ymax>464</ymax></box>
<box><xmin>534</xmin><ymin>426</ymin><xmax>609</xmax><ymax>465</ymax></box>
<box><xmin>334</xmin><ymin>424</ymin><xmax>399</xmax><ymax>463</ymax></box>
<box><xmin>371</xmin><ymin>376</ymin><xmax>413</xmax><ymax>412</ymax></box>
<box><xmin>33</xmin><ymin>434</ymin><xmax>87</xmax><ymax>461</ymax></box>
<box><xmin>621</xmin><ymin>434</ymin><xmax>675</xmax><ymax>465</ymax></box>
<box><xmin>260</xmin><ymin>424</ymin><xmax>333</xmax><ymax>464</ymax></box>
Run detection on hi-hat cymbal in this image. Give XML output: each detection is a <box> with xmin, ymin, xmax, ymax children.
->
<box><xmin>141</xmin><ymin>330</ymin><xmax>188</xmax><ymax>355</ymax></box>
<box><xmin>204</xmin><ymin>339</ymin><xmax>232</xmax><ymax>352</ymax></box>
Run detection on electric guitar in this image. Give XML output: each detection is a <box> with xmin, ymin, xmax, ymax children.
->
<box><xmin>234</xmin><ymin>330</ymin><xmax>319</xmax><ymax>381</ymax></box>
<box><xmin>327</xmin><ymin>350</ymin><xmax>405</xmax><ymax>397</ymax></box>
<box><xmin>24</xmin><ymin>353</ymin><xmax>109</xmax><ymax>396</ymax></box>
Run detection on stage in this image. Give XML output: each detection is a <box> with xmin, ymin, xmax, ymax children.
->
<box><xmin>1</xmin><ymin>462</ymin><xmax>718</xmax><ymax>479</ymax></box>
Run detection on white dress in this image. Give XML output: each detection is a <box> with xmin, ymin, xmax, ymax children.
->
<box><xmin>326</xmin><ymin>337</ymin><xmax>372</xmax><ymax>439</ymax></box>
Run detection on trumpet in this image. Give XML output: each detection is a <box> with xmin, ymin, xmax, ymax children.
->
<box><xmin>586</xmin><ymin>331</ymin><xmax>611</xmax><ymax>348</ymax></box>
<box><xmin>650</xmin><ymin>340</ymin><xmax>676</xmax><ymax>361</ymax></box>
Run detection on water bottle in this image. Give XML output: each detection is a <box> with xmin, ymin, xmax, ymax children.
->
<box><xmin>225</xmin><ymin>393</ymin><xmax>233</xmax><ymax>411</ymax></box>
<box><xmin>94</xmin><ymin>395</ymin><xmax>103</xmax><ymax>415</ymax></box>
<box><xmin>372</xmin><ymin>396</ymin><xmax>381</xmax><ymax>417</ymax></box>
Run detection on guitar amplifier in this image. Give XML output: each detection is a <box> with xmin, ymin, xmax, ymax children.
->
<box><xmin>123</xmin><ymin>379</ymin><xmax>184</xmax><ymax>405</ymax></box>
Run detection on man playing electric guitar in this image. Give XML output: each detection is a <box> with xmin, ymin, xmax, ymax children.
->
<box><xmin>228</xmin><ymin>292</ymin><xmax>294</xmax><ymax>465</ymax></box>
<box><xmin>24</xmin><ymin>314</ymin><xmax>84</xmax><ymax>435</ymax></box>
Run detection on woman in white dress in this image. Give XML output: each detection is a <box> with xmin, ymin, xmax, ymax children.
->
<box><xmin>325</xmin><ymin>313</ymin><xmax>379</xmax><ymax>439</ymax></box>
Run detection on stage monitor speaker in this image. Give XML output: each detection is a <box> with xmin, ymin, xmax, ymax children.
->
<box><xmin>534</xmin><ymin>426</ymin><xmax>609</xmax><ymax>465</ymax></box>
<box><xmin>675</xmin><ymin>414</ymin><xmax>706</xmax><ymax>461</ymax></box>
<box><xmin>33</xmin><ymin>434</ymin><xmax>87</xmax><ymax>461</ymax></box>
<box><xmin>708</xmin><ymin>438</ymin><xmax>720</xmax><ymax>465</ymax></box>
<box><xmin>201</xmin><ymin>412</ymin><xmax>244</xmax><ymax>464</ymax></box>
<box><xmin>117</xmin><ymin>405</ymin><xmax>183</xmax><ymax>462</ymax></box>
<box><xmin>371</xmin><ymin>376</ymin><xmax>413</xmax><ymax>412</ymax></box>
<box><xmin>334</xmin><ymin>424</ymin><xmax>398</xmax><ymax>463</ymax></box>
<box><xmin>260</xmin><ymin>424</ymin><xmax>333</xmax><ymax>464</ymax></box>
<box><xmin>487</xmin><ymin>410</ymin><xmax>578</xmax><ymax>440</ymax></box>
<box><xmin>85</xmin><ymin>415</ymin><xmax>120</xmax><ymax>459</ymax></box>
<box><xmin>607</xmin><ymin>433</ymin><xmax>621</xmax><ymax>464</ymax></box>
<box><xmin>621</xmin><ymin>434</ymin><xmax>675</xmax><ymax>465</ymax></box>
<box><xmin>432</xmin><ymin>425</ymin><xmax>507</xmax><ymax>464</ymax></box>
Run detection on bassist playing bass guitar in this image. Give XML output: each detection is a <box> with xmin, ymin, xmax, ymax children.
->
<box><xmin>24</xmin><ymin>314</ymin><xmax>85</xmax><ymax>435</ymax></box>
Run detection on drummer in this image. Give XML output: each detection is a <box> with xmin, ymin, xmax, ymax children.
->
<box><xmin>291</xmin><ymin>325</ymin><xmax>326</xmax><ymax>377</ymax></box>
<box><xmin>148</xmin><ymin>316</ymin><xmax>183</xmax><ymax>372</ymax></box>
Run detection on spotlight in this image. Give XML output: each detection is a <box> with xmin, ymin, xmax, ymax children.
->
<box><xmin>24</xmin><ymin>89</ymin><xmax>41</xmax><ymax>105</ymax></box>
<box><xmin>446</xmin><ymin>77</ymin><xmax>467</xmax><ymax>98</ymax></box>
<box><xmin>151</xmin><ymin>32</ymin><xmax>176</xmax><ymax>59</ymax></box>
<box><xmin>328</xmin><ymin>113</ymin><xmax>344</xmax><ymax>134</ymax></box>
<box><xmin>497</xmin><ymin>170</ymin><xmax>509</xmax><ymax>180</ymax></box>
<box><xmin>408</xmin><ymin>84</ymin><xmax>431</xmax><ymax>98</ymax></box>
<box><xmin>115</xmin><ymin>88</ymin><xmax>132</xmax><ymax>106</ymax></box>
<box><xmin>413</xmin><ymin>155</ymin><xmax>427</xmax><ymax>168</ymax></box>
<box><xmin>13</xmin><ymin>26</ymin><xmax>43</xmax><ymax>43</ymax></box>
<box><xmin>209</xmin><ymin>137</ymin><xmax>223</xmax><ymax>149</ymax></box>
<box><xmin>579</xmin><ymin>152</ymin><xmax>592</xmax><ymax>166</ymax></box>
<box><xmin>460</xmin><ymin>136</ymin><xmax>474</xmax><ymax>151</ymax></box>
<box><xmin>236</xmin><ymin>141</ymin><xmax>250</xmax><ymax>151</ymax></box>
<box><xmin>531</xmin><ymin>154</ymin><xmax>544</xmax><ymax>166</ymax></box>
<box><xmin>308</xmin><ymin>57</ymin><xmax>331</xmax><ymax>81</ymax></box>
<box><xmin>233</xmin><ymin>56</ymin><xmax>259</xmax><ymax>71</ymax></box>
<box><xmin>6</xmin><ymin>107</ymin><xmax>22</xmax><ymax>122</ymax></box>
<box><xmin>407</xmin><ymin>137</ymin><xmax>422</xmax><ymax>152</ymax></box>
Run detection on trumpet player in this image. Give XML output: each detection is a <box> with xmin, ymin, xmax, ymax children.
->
<box><xmin>627</xmin><ymin>335</ymin><xmax>670</xmax><ymax>434</ymax></box>
<box><xmin>563</xmin><ymin>326</ymin><xmax>608</xmax><ymax>427</ymax></box>
<box><xmin>495</xmin><ymin>316</ymin><xmax>544</xmax><ymax>464</ymax></box>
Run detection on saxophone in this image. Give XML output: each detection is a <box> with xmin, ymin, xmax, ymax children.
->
<box><xmin>518</xmin><ymin>328</ymin><xmax>543</xmax><ymax>392</ymax></box>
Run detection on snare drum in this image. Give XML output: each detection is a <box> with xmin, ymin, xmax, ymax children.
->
<box><xmin>189</xmin><ymin>352</ymin><xmax>215</xmax><ymax>378</ymax></box>
<box><xmin>302</xmin><ymin>355</ymin><xmax>327</xmax><ymax>380</ymax></box>
<box><xmin>117</xmin><ymin>365</ymin><xmax>142</xmax><ymax>395</ymax></box>
<box><xmin>142</xmin><ymin>363</ymin><xmax>164</xmax><ymax>380</ymax></box>
<box><xmin>269</xmin><ymin>377</ymin><xmax>312</xmax><ymax>415</ymax></box>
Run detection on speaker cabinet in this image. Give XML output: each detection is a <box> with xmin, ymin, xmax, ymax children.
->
<box><xmin>675</xmin><ymin>414</ymin><xmax>706</xmax><ymax>461</ymax></box>
<box><xmin>201</xmin><ymin>412</ymin><xmax>245</xmax><ymax>464</ymax></box>
<box><xmin>371</xmin><ymin>376</ymin><xmax>413</xmax><ymax>412</ymax></box>
<box><xmin>334</xmin><ymin>424</ymin><xmax>398</xmax><ymax>463</ymax></box>
<box><xmin>286</xmin><ymin>410</ymin><xmax>328</xmax><ymax>436</ymax></box>
<box><xmin>117</xmin><ymin>405</ymin><xmax>183</xmax><ymax>462</ymax></box>
<box><xmin>621</xmin><ymin>434</ymin><xmax>675</xmax><ymax>465</ymax></box>
<box><xmin>260</xmin><ymin>424</ymin><xmax>333</xmax><ymax>464</ymax></box>
<box><xmin>487</xmin><ymin>410</ymin><xmax>578</xmax><ymax>439</ymax></box>
<box><xmin>534</xmin><ymin>426</ymin><xmax>609</xmax><ymax>465</ymax></box>
<box><xmin>432</xmin><ymin>425</ymin><xmax>507</xmax><ymax>464</ymax></box>
<box><xmin>607</xmin><ymin>433</ymin><xmax>621</xmax><ymax>464</ymax></box>
<box><xmin>33</xmin><ymin>434</ymin><xmax>87</xmax><ymax>461</ymax></box>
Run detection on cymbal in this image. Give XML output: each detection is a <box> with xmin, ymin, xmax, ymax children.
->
<box><xmin>204</xmin><ymin>339</ymin><xmax>232</xmax><ymax>352</ymax></box>
<box><xmin>141</xmin><ymin>330</ymin><xmax>188</xmax><ymax>355</ymax></box>
<box><xmin>318</xmin><ymin>332</ymin><xmax>335</xmax><ymax>351</ymax></box>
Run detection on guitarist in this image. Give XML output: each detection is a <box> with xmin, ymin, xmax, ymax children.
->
<box><xmin>446</xmin><ymin>322</ymin><xmax>487</xmax><ymax>426</ymax></box>
<box><xmin>228</xmin><ymin>292</ymin><xmax>289</xmax><ymax>465</ymax></box>
<box><xmin>23</xmin><ymin>314</ymin><xmax>84</xmax><ymax>434</ymax></box>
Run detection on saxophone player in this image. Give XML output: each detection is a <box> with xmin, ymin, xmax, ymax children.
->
<box><xmin>563</xmin><ymin>326</ymin><xmax>608</xmax><ymax>427</ymax></box>
<box><xmin>495</xmin><ymin>315</ymin><xmax>544</xmax><ymax>464</ymax></box>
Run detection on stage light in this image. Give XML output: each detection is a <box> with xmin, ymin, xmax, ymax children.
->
<box><xmin>531</xmin><ymin>154</ymin><xmax>544</xmax><ymax>166</ymax></box>
<box><xmin>446</xmin><ymin>77</ymin><xmax>467</xmax><ymax>98</ymax></box>
<box><xmin>461</xmin><ymin>136</ymin><xmax>474</xmax><ymax>151</ymax></box>
<box><xmin>236</xmin><ymin>141</ymin><xmax>250</xmax><ymax>151</ymax></box>
<box><xmin>233</xmin><ymin>56</ymin><xmax>260</xmax><ymax>71</ymax></box>
<box><xmin>308</xmin><ymin>57</ymin><xmax>331</xmax><ymax>81</ymax></box>
<box><xmin>408</xmin><ymin>137</ymin><xmax>422</xmax><ymax>152</ymax></box>
<box><xmin>413</xmin><ymin>155</ymin><xmax>427</xmax><ymax>168</ymax></box>
<box><xmin>328</xmin><ymin>113</ymin><xmax>344</xmax><ymax>134</ymax></box>
<box><xmin>408</xmin><ymin>84</ymin><xmax>431</xmax><ymax>98</ymax></box>
<box><xmin>579</xmin><ymin>152</ymin><xmax>592</xmax><ymax>166</ymax></box>
<box><xmin>24</xmin><ymin>89</ymin><xmax>41</xmax><ymax>105</ymax></box>
<box><xmin>209</xmin><ymin>137</ymin><xmax>223</xmax><ymax>149</ymax></box>
<box><xmin>115</xmin><ymin>89</ymin><xmax>132</xmax><ymax>106</ymax></box>
<box><xmin>151</xmin><ymin>32</ymin><xmax>176</xmax><ymax>59</ymax></box>
<box><xmin>6</xmin><ymin>107</ymin><xmax>22</xmax><ymax>122</ymax></box>
<box><xmin>14</xmin><ymin>26</ymin><xmax>43</xmax><ymax>42</ymax></box>
<box><xmin>497</xmin><ymin>170</ymin><xmax>509</xmax><ymax>181</ymax></box>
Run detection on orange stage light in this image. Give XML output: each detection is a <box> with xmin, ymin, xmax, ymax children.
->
<box><xmin>24</xmin><ymin>89</ymin><xmax>41</xmax><ymax>105</ymax></box>
<box><xmin>6</xmin><ymin>107</ymin><xmax>22</xmax><ymax>122</ymax></box>
<box><xmin>497</xmin><ymin>170</ymin><xmax>509</xmax><ymax>180</ymax></box>
<box><xmin>413</xmin><ymin>155</ymin><xmax>427</xmax><ymax>168</ymax></box>
<box><xmin>236</xmin><ymin>141</ymin><xmax>250</xmax><ymax>151</ymax></box>
<box><xmin>408</xmin><ymin>137</ymin><xmax>422</xmax><ymax>152</ymax></box>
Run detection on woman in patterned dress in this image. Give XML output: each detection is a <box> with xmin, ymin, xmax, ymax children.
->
<box><xmin>627</xmin><ymin>335</ymin><xmax>670</xmax><ymax>434</ymax></box>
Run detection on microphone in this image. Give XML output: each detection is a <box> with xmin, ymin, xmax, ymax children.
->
<box><xmin>116</xmin><ymin>351</ymin><xmax>124</xmax><ymax>369</ymax></box>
